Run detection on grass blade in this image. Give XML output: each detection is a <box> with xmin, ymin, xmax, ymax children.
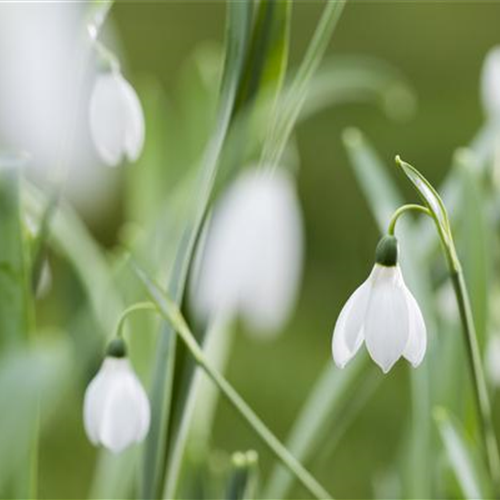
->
<box><xmin>454</xmin><ymin>149</ymin><xmax>489</xmax><ymax>348</ymax></box>
<box><xmin>0</xmin><ymin>339</ymin><xmax>71</xmax><ymax>497</ymax></box>
<box><xmin>342</xmin><ymin>128</ymin><xmax>404</xmax><ymax>229</ymax></box>
<box><xmin>142</xmin><ymin>3</ymin><xmax>254</xmax><ymax>498</ymax></box>
<box><xmin>435</xmin><ymin>407</ymin><xmax>491</xmax><ymax>499</ymax></box>
<box><xmin>0</xmin><ymin>158</ymin><xmax>33</xmax><ymax>348</ymax></box>
<box><xmin>261</xmin><ymin>0</ymin><xmax>346</xmax><ymax>168</ymax></box>
<box><xmin>264</xmin><ymin>354</ymin><xmax>372</xmax><ymax>499</ymax></box>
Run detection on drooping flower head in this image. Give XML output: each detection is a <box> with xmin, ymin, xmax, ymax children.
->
<box><xmin>332</xmin><ymin>235</ymin><xmax>427</xmax><ymax>373</ymax></box>
<box><xmin>84</xmin><ymin>338</ymin><xmax>150</xmax><ymax>453</ymax></box>
<box><xmin>89</xmin><ymin>69</ymin><xmax>145</xmax><ymax>167</ymax></box>
<box><xmin>192</xmin><ymin>167</ymin><xmax>304</xmax><ymax>337</ymax></box>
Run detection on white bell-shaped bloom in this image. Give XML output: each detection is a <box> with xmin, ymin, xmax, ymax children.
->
<box><xmin>193</xmin><ymin>167</ymin><xmax>304</xmax><ymax>337</ymax></box>
<box><xmin>481</xmin><ymin>46</ymin><xmax>500</xmax><ymax>118</ymax></box>
<box><xmin>84</xmin><ymin>347</ymin><xmax>150</xmax><ymax>453</ymax></box>
<box><xmin>332</xmin><ymin>236</ymin><xmax>426</xmax><ymax>373</ymax></box>
<box><xmin>89</xmin><ymin>70</ymin><xmax>145</xmax><ymax>167</ymax></box>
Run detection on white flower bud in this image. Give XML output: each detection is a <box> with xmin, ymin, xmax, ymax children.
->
<box><xmin>84</xmin><ymin>352</ymin><xmax>150</xmax><ymax>453</ymax></box>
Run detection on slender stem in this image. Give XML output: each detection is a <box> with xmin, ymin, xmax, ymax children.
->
<box><xmin>114</xmin><ymin>301</ymin><xmax>157</xmax><ymax>339</ymax></box>
<box><xmin>125</xmin><ymin>271</ymin><xmax>333</xmax><ymax>500</ymax></box>
<box><xmin>389</xmin><ymin>200</ymin><xmax>500</xmax><ymax>493</ymax></box>
<box><xmin>387</xmin><ymin>204</ymin><xmax>432</xmax><ymax>235</ymax></box>
<box><xmin>161</xmin><ymin>304</ymin><xmax>332</xmax><ymax>500</ymax></box>
<box><xmin>449</xmin><ymin>268</ymin><xmax>500</xmax><ymax>495</ymax></box>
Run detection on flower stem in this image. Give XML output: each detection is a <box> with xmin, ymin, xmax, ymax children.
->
<box><xmin>389</xmin><ymin>201</ymin><xmax>500</xmax><ymax>494</ymax></box>
<box><xmin>130</xmin><ymin>264</ymin><xmax>333</xmax><ymax>499</ymax></box>
<box><xmin>164</xmin><ymin>307</ymin><xmax>332</xmax><ymax>499</ymax></box>
<box><xmin>387</xmin><ymin>204</ymin><xmax>432</xmax><ymax>236</ymax></box>
<box><xmin>449</xmin><ymin>267</ymin><xmax>500</xmax><ymax>494</ymax></box>
<box><xmin>114</xmin><ymin>301</ymin><xmax>157</xmax><ymax>339</ymax></box>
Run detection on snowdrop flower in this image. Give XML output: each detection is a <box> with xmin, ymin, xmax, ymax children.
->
<box><xmin>481</xmin><ymin>46</ymin><xmax>500</xmax><ymax>118</ymax></box>
<box><xmin>84</xmin><ymin>339</ymin><xmax>150</xmax><ymax>453</ymax></box>
<box><xmin>332</xmin><ymin>235</ymin><xmax>426</xmax><ymax>373</ymax></box>
<box><xmin>193</xmin><ymin>167</ymin><xmax>304</xmax><ymax>337</ymax></box>
<box><xmin>89</xmin><ymin>70</ymin><xmax>145</xmax><ymax>167</ymax></box>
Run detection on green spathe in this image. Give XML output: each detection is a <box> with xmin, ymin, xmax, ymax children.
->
<box><xmin>375</xmin><ymin>235</ymin><xmax>398</xmax><ymax>267</ymax></box>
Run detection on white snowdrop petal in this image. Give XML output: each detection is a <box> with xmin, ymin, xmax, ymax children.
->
<box><xmin>89</xmin><ymin>72</ymin><xmax>145</xmax><ymax>167</ymax></box>
<box><xmin>129</xmin><ymin>375</ymin><xmax>151</xmax><ymax>442</ymax></box>
<box><xmin>364</xmin><ymin>266</ymin><xmax>410</xmax><ymax>373</ymax></box>
<box><xmin>481</xmin><ymin>46</ymin><xmax>500</xmax><ymax>117</ymax></box>
<box><xmin>89</xmin><ymin>73</ymin><xmax>126</xmax><ymax>166</ymax></box>
<box><xmin>402</xmin><ymin>288</ymin><xmax>427</xmax><ymax>367</ymax></box>
<box><xmin>332</xmin><ymin>276</ymin><xmax>372</xmax><ymax>368</ymax></box>
<box><xmin>118</xmin><ymin>76</ymin><xmax>145</xmax><ymax>162</ymax></box>
<box><xmin>100</xmin><ymin>381</ymin><xmax>142</xmax><ymax>453</ymax></box>
<box><xmin>83</xmin><ymin>358</ymin><xmax>117</xmax><ymax>445</ymax></box>
<box><xmin>83</xmin><ymin>371</ymin><xmax>107</xmax><ymax>444</ymax></box>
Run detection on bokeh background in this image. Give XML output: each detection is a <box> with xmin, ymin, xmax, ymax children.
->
<box><xmin>6</xmin><ymin>1</ymin><xmax>500</xmax><ymax>498</ymax></box>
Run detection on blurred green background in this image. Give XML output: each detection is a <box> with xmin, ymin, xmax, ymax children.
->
<box><xmin>37</xmin><ymin>1</ymin><xmax>500</xmax><ymax>498</ymax></box>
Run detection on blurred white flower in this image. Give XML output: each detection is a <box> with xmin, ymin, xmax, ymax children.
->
<box><xmin>192</xmin><ymin>167</ymin><xmax>304</xmax><ymax>337</ymax></box>
<box><xmin>0</xmin><ymin>3</ymin><xmax>119</xmax><ymax>213</ymax></box>
<box><xmin>481</xmin><ymin>46</ymin><xmax>500</xmax><ymax>117</ymax></box>
<box><xmin>487</xmin><ymin>335</ymin><xmax>500</xmax><ymax>387</ymax></box>
<box><xmin>89</xmin><ymin>70</ymin><xmax>145</xmax><ymax>167</ymax></box>
<box><xmin>332</xmin><ymin>236</ymin><xmax>426</xmax><ymax>373</ymax></box>
<box><xmin>84</xmin><ymin>341</ymin><xmax>150</xmax><ymax>453</ymax></box>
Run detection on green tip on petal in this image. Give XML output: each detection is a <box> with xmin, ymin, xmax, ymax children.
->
<box><xmin>375</xmin><ymin>235</ymin><xmax>398</xmax><ymax>267</ymax></box>
<box><xmin>106</xmin><ymin>338</ymin><xmax>127</xmax><ymax>358</ymax></box>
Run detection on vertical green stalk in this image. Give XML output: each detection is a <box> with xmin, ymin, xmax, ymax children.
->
<box><xmin>449</xmin><ymin>268</ymin><xmax>500</xmax><ymax>494</ymax></box>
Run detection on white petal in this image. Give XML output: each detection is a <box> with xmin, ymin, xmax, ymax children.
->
<box><xmin>119</xmin><ymin>76</ymin><xmax>145</xmax><ymax>162</ymax></box>
<box><xmin>402</xmin><ymin>287</ymin><xmax>427</xmax><ymax>367</ymax></box>
<box><xmin>481</xmin><ymin>46</ymin><xmax>500</xmax><ymax>117</ymax></box>
<box><xmin>331</xmin><ymin>271</ymin><xmax>373</xmax><ymax>368</ymax></box>
<box><xmin>83</xmin><ymin>358</ymin><xmax>118</xmax><ymax>444</ymax></box>
<box><xmin>89</xmin><ymin>72</ymin><xmax>144</xmax><ymax>167</ymax></box>
<box><xmin>99</xmin><ymin>359</ymin><xmax>150</xmax><ymax>453</ymax></box>
<box><xmin>364</xmin><ymin>265</ymin><xmax>410</xmax><ymax>373</ymax></box>
<box><xmin>192</xmin><ymin>168</ymin><xmax>303</xmax><ymax>336</ymax></box>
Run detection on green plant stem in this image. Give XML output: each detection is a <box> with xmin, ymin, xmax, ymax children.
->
<box><xmin>114</xmin><ymin>302</ymin><xmax>157</xmax><ymax>339</ymax></box>
<box><xmin>131</xmin><ymin>265</ymin><xmax>333</xmax><ymax>499</ymax></box>
<box><xmin>387</xmin><ymin>204</ymin><xmax>431</xmax><ymax>236</ymax></box>
<box><xmin>449</xmin><ymin>267</ymin><xmax>500</xmax><ymax>495</ymax></box>
<box><xmin>390</xmin><ymin>204</ymin><xmax>500</xmax><ymax>494</ymax></box>
<box><xmin>164</xmin><ymin>309</ymin><xmax>331</xmax><ymax>499</ymax></box>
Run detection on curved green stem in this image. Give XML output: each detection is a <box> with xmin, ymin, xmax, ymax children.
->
<box><xmin>114</xmin><ymin>302</ymin><xmax>157</xmax><ymax>339</ymax></box>
<box><xmin>130</xmin><ymin>265</ymin><xmax>333</xmax><ymax>499</ymax></box>
<box><xmin>387</xmin><ymin>204</ymin><xmax>432</xmax><ymax>235</ymax></box>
